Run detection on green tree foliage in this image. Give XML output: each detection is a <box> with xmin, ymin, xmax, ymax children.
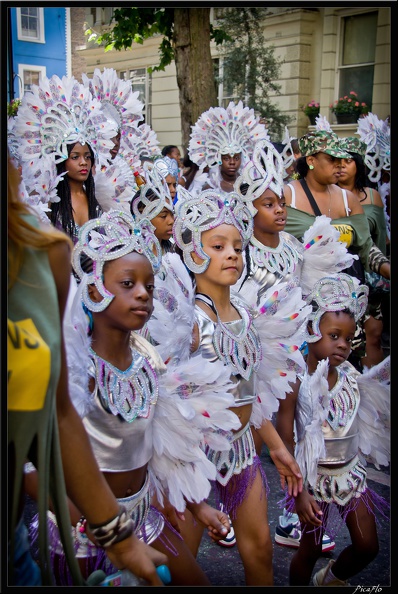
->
<box><xmin>86</xmin><ymin>7</ymin><xmax>230</xmax><ymax>73</ymax></box>
<box><xmin>215</xmin><ymin>7</ymin><xmax>293</xmax><ymax>141</ymax></box>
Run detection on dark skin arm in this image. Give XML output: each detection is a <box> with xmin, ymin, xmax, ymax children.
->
<box><xmin>275</xmin><ymin>378</ymin><xmax>322</xmax><ymax>527</ymax></box>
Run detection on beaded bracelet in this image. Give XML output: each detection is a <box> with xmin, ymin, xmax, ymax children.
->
<box><xmin>88</xmin><ymin>506</ymin><xmax>134</xmax><ymax>549</ymax></box>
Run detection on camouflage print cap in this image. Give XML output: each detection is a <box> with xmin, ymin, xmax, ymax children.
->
<box><xmin>298</xmin><ymin>131</ymin><xmax>351</xmax><ymax>158</ymax></box>
<box><xmin>339</xmin><ymin>136</ymin><xmax>367</xmax><ymax>158</ymax></box>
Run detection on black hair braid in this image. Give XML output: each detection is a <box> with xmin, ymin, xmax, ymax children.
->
<box><xmin>238</xmin><ymin>243</ymin><xmax>252</xmax><ymax>288</ymax></box>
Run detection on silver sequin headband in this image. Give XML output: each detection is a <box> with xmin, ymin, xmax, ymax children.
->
<box><xmin>131</xmin><ymin>162</ymin><xmax>174</xmax><ymax>221</ymax></box>
<box><xmin>173</xmin><ymin>189</ymin><xmax>253</xmax><ymax>273</ymax></box>
<box><xmin>235</xmin><ymin>138</ymin><xmax>285</xmax><ymax>215</ymax></box>
<box><xmin>304</xmin><ymin>273</ymin><xmax>369</xmax><ymax>343</ymax></box>
<box><xmin>72</xmin><ymin>210</ymin><xmax>162</xmax><ymax>312</ymax></box>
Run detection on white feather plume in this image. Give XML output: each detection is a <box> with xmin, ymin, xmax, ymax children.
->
<box><xmin>295</xmin><ymin>359</ymin><xmax>330</xmax><ymax>487</ymax></box>
<box><xmin>300</xmin><ymin>215</ymin><xmax>357</xmax><ymax>297</ymax></box>
<box><xmin>237</xmin><ymin>280</ymin><xmax>310</xmax><ymax>425</ymax></box>
<box><xmin>63</xmin><ymin>279</ymin><xmax>95</xmax><ymax>419</ymax></box>
<box><xmin>357</xmin><ymin>356</ymin><xmax>390</xmax><ymax>469</ymax></box>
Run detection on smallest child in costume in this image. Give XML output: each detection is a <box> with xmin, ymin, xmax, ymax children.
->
<box><xmin>276</xmin><ymin>272</ymin><xmax>390</xmax><ymax>586</ymax></box>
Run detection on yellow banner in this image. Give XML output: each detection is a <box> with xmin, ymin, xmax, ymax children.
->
<box><xmin>8</xmin><ymin>318</ymin><xmax>51</xmax><ymax>411</ymax></box>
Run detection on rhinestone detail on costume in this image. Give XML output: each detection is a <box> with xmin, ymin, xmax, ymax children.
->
<box><xmin>212</xmin><ymin>296</ymin><xmax>262</xmax><ymax>381</ymax></box>
<box><xmin>90</xmin><ymin>347</ymin><xmax>159</xmax><ymax>423</ymax></box>
<box><xmin>250</xmin><ymin>235</ymin><xmax>299</xmax><ymax>275</ymax></box>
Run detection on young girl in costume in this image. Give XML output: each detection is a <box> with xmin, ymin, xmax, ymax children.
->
<box><xmin>8</xmin><ymin>156</ymin><xmax>167</xmax><ymax>587</ymax></box>
<box><xmin>233</xmin><ymin>137</ymin><xmax>356</xmax><ymax>552</ymax></box>
<box><xmin>275</xmin><ymin>273</ymin><xmax>390</xmax><ymax>586</ymax></box>
<box><xmin>162</xmin><ymin>189</ymin><xmax>309</xmax><ymax>585</ymax></box>
<box><xmin>27</xmin><ymin>209</ymin><xmax>235</xmax><ymax>586</ymax></box>
<box><xmin>129</xmin><ymin>165</ymin><xmax>241</xmax><ymax>556</ymax></box>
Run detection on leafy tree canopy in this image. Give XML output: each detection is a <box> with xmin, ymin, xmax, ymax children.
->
<box><xmin>86</xmin><ymin>7</ymin><xmax>231</xmax><ymax>73</ymax></box>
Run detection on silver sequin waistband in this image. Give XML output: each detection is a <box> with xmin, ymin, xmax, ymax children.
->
<box><xmin>310</xmin><ymin>455</ymin><xmax>367</xmax><ymax>506</ymax></box>
<box><xmin>204</xmin><ymin>423</ymin><xmax>256</xmax><ymax>486</ymax></box>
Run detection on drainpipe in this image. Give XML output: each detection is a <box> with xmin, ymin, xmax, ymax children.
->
<box><xmin>8</xmin><ymin>7</ymin><xmax>14</xmax><ymax>101</ymax></box>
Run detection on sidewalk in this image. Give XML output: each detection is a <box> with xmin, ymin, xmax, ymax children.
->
<box><xmin>196</xmin><ymin>450</ymin><xmax>391</xmax><ymax>587</ymax></box>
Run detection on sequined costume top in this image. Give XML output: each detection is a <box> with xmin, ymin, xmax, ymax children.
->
<box><xmin>296</xmin><ymin>361</ymin><xmax>361</xmax><ymax>466</ymax></box>
<box><xmin>82</xmin><ymin>333</ymin><xmax>166</xmax><ymax>473</ymax></box>
<box><xmin>234</xmin><ymin>232</ymin><xmax>304</xmax><ymax>305</ymax></box>
<box><xmin>194</xmin><ymin>294</ymin><xmax>261</xmax><ymax>407</ymax></box>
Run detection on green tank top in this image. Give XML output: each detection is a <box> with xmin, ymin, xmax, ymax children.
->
<box><xmin>8</xmin><ymin>214</ymin><xmax>85</xmax><ymax>585</ymax></box>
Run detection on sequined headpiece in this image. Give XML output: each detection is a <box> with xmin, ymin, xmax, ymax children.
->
<box><xmin>13</xmin><ymin>74</ymin><xmax>117</xmax><ymax>166</ymax></box>
<box><xmin>131</xmin><ymin>162</ymin><xmax>174</xmax><ymax>220</ymax></box>
<box><xmin>235</xmin><ymin>138</ymin><xmax>285</xmax><ymax>215</ymax></box>
<box><xmin>82</xmin><ymin>67</ymin><xmax>144</xmax><ymax>135</ymax></box>
<box><xmin>121</xmin><ymin>122</ymin><xmax>161</xmax><ymax>159</ymax></box>
<box><xmin>173</xmin><ymin>189</ymin><xmax>253</xmax><ymax>273</ymax></box>
<box><xmin>188</xmin><ymin>101</ymin><xmax>269</xmax><ymax>170</ymax></box>
<box><xmin>356</xmin><ymin>113</ymin><xmax>390</xmax><ymax>182</ymax></box>
<box><xmin>72</xmin><ymin>210</ymin><xmax>162</xmax><ymax>312</ymax></box>
<box><xmin>279</xmin><ymin>126</ymin><xmax>296</xmax><ymax>178</ymax></box>
<box><xmin>304</xmin><ymin>273</ymin><xmax>369</xmax><ymax>343</ymax></box>
<box><xmin>153</xmin><ymin>156</ymin><xmax>179</xmax><ymax>179</ymax></box>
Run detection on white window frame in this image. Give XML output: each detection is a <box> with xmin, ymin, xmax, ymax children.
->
<box><xmin>334</xmin><ymin>9</ymin><xmax>377</xmax><ymax>108</ymax></box>
<box><xmin>16</xmin><ymin>7</ymin><xmax>45</xmax><ymax>43</ymax></box>
<box><xmin>18</xmin><ymin>64</ymin><xmax>46</xmax><ymax>97</ymax></box>
<box><xmin>119</xmin><ymin>68</ymin><xmax>152</xmax><ymax>126</ymax></box>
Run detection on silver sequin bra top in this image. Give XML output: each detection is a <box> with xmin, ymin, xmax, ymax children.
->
<box><xmin>89</xmin><ymin>346</ymin><xmax>159</xmax><ymax>423</ymax></box>
<box><xmin>195</xmin><ymin>293</ymin><xmax>262</xmax><ymax>381</ymax></box>
<box><xmin>249</xmin><ymin>232</ymin><xmax>301</xmax><ymax>275</ymax></box>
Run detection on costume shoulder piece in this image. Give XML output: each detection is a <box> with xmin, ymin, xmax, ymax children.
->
<box><xmin>237</xmin><ymin>279</ymin><xmax>310</xmax><ymax>426</ymax></box>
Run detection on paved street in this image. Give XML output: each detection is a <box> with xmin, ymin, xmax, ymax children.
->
<box><xmin>196</xmin><ymin>449</ymin><xmax>391</xmax><ymax>588</ymax></box>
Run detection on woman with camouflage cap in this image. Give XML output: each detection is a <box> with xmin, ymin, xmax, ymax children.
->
<box><xmin>283</xmin><ymin>130</ymin><xmax>390</xmax><ymax>370</ymax></box>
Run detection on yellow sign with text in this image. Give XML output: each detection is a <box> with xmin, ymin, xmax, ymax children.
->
<box><xmin>8</xmin><ymin>318</ymin><xmax>51</xmax><ymax>411</ymax></box>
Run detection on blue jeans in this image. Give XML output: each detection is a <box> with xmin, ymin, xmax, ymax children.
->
<box><xmin>10</xmin><ymin>517</ymin><xmax>42</xmax><ymax>586</ymax></box>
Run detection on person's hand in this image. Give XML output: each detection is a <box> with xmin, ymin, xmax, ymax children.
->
<box><xmin>151</xmin><ymin>493</ymin><xmax>185</xmax><ymax>533</ymax></box>
<box><xmin>104</xmin><ymin>533</ymin><xmax>168</xmax><ymax>586</ymax></box>
<box><xmin>294</xmin><ymin>491</ymin><xmax>323</xmax><ymax>527</ymax></box>
<box><xmin>268</xmin><ymin>445</ymin><xmax>303</xmax><ymax>497</ymax></box>
<box><xmin>187</xmin><ymin>500</ymin><xmax>230</xmax><ymax>543</ymax></box>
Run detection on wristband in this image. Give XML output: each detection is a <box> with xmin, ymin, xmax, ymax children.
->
<box><xmin>88</xmin><ymin>506</ymin><xmax>134</xmax><ymax>549</ymax></box>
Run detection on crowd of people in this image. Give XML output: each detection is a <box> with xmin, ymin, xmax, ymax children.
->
<box><xmin>7</xmin><ymin>67</ymin><xmax>390</xmax><ymax>587</ymax></box>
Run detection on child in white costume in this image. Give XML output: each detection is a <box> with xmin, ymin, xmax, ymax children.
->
<box><xmin>275</xmin><ymin>273</ymin><xmax>390</xmax><ymax>586</ymax></box>
<box><xmin>147</xmin><ymin>188</ymin><xmax>311</xmax><ymax>585</ymax></box>
<box><xmin>28</xmin><ymin>210</ymin><xmax>235</xmax><ymax>586</ymax></box>
<box><xmin>233</xmin><ymin>138</ymin><xmax>357</xmax><ymax>550</ymax></box>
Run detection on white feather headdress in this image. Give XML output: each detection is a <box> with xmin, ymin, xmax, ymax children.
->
<box><xmin>82</xmin><ymin>67</ymin><xmax>144</xmax><ymax>133</ymax></box>
<box><xmin>13</xmin><ymin>74</ymin><xmax>117</xmax><ymax>166</ymax></box>
<box><xmin>356</xmin><ymin>113</ymin><xmax>390</xmax><ymax>182</ymax></box>
<box><xmin>188</xmin><ymin>101</ymin><xmax>269</xmax><ymax>170</ymax></box>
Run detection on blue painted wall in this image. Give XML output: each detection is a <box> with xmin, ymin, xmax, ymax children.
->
<box><xmin>10</xmin><ymin>7</ymin><xmax>67</xmax><ymax>99</ymax></box>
